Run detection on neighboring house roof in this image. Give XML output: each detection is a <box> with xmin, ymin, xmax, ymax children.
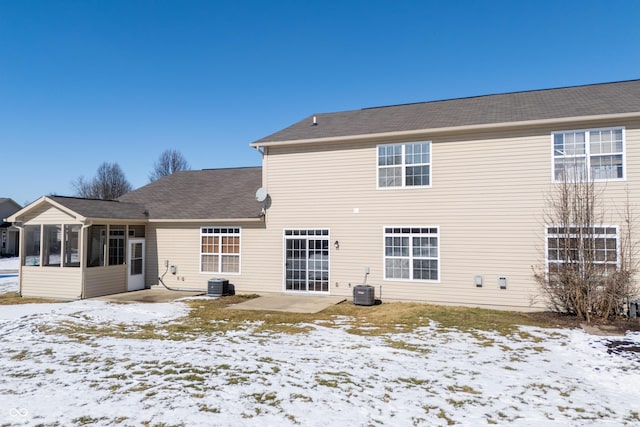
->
<box><xmin>0</xmin><ymin>198</ymin><xmax>21</xmax><ymax>206</ymax></box>
<box><xmin>118</xmin><ymin>167</ymin><xmax>263</xmax><ymax>220</ymax></box>
<box><xmin>253</xmin><ymin>79</ymin><xmax>640</xmax><ymax>145</ymax></box>
<box><xmin>1</xmin><ymin>198</ymin><xmax>22</xmax><ymax>226</ymax></box>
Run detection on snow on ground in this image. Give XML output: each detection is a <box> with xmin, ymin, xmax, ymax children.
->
<box><xmin>1</xmin><ymin>276</ymin><xmax>639</xmax><ymax>427</ymax></box>
<box><xmin>0</xmin><ymin>257</ymin><xmax>18</xmax><ymax>270</ymax></box>
<box><xmin>0</xmin><ymin>276</ymin><xmax>17</xmax><ymax>294</ymax></box>
<box><xmin>0</xmin><ymin>257</ymin><xmax>19</xmax><ymax>293</ymax></box>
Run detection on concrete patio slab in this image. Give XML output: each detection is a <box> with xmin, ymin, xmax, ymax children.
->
<box><xmin>227</xmin><ymin>294</ymin><xmax>347</xmax><ymax>314</ymax></box>
<box><xmin>95</xmin><ymin>288</ymin><xmax>204</xmax><ymax>303</ymax></box>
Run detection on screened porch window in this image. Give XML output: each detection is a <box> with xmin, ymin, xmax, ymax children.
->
<box><xmin>87</xmin><ymin>225</ymin><xmax>107</xmax><ymax>267</ymax></box>
<box><xmin>43</xmin><ymin>225</ymin><xmax>62</xmax><ymax>267</ymax></box>
<box><xmin>23</xmin><ymin>225</ymin><xmax>41</xmax><ymax>266</ymax></box>
<box><xmin>64</xmin><ymin>225</ymin><xmax>81</xmax><ymax>267</ymax></box>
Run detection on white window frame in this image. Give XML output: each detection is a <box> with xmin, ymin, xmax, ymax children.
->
<box><xmin>552</xmin><ymin>127</ymin><xmax>625</xmax><ymax>182</ymax></box>
<box><xmin>282</xmin><ymin>229</ymin><xmax>330</xmax><ymax>293</ymax></box>
<box><xmin>377</xmin><ymin>141</ymin><xmax>432</xmax><ymax>189</ymax></box>
<box><xmin>383</xmin><ymin>226</ymin><xmax>439</xmax><ymax>282</ymax></box>
<box><xmin>200</xmin><ymin>227</ymin><xmax>241</xmax><ymax>274</ymax></box>
<box><xmin>545</xmin><ymin>225</ymin><xmax>619</xmax><ymax>274</ymax></box>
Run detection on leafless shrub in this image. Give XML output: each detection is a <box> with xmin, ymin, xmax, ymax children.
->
<box><xmin>533</xmin><ymin>170</ymin><xmax>638</xmax><ymax>322</ymax></box>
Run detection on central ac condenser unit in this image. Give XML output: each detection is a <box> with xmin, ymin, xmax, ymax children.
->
<box><xmin>208</xmin><ymin>278</ymin><xmax>230</xmax><ymax>297</ymax></box>
<box><xmin>353</xmin><ymin>285</ymin><xmax>375</xmax><ymax>306</ymax></box>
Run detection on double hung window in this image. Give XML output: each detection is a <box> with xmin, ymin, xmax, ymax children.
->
<box><xmin>384</xmin><ymin>227</ymin><xmax>439</xmax><ymax>281</ymax></box>
<box><xmin>553</xmin><ymin>128</ymin><xmax>624</xmax><ymax>182</ymax></box>
<box><xmin>378</xmin><ymin>142</ymin><xmax>431</xmax><ymax>188</ymax></box>
<box><xmin>546</xmin><ymin>226</ymin><xmax>618</xmax><ymax>276</ymax></box>
<box><xmin>201</xmin><ymin>227</ymin><xmax>241</xmax><ymax>273</ymax></box>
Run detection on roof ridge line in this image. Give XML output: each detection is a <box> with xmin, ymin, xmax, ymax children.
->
<box><xmin>360</xmin><ymin>79</ymin><xmax>640</xmax><ymax>111</ymax></box>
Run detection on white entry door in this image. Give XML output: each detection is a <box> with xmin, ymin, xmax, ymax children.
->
<box><xmin>127</xmin><ymin>239</ymin><xmax>145</xmax><ymax>291</ymax></box>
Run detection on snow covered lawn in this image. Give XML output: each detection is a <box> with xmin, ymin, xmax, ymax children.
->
<box><xmin>0</xmin><ymin>257</ymin><xmax>19</xmax><ymax>294</ymax></box>
<box><xmin>1</xmin><ymin>275</ymin><xmax>639</xmax><ymax>426</ymax></box>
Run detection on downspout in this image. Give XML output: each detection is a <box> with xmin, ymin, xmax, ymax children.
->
<box><xmin>79</xmin><ymin>222</ymin><xmax>92</xmax><ymax>299</ymax></box>
<box><xmin>11</xmin><ymin>222</ymin><xmax>23</xmax><ymax>296</ymax></box>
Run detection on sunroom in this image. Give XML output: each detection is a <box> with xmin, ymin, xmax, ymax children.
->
<box><xmin>7</xmin><ymin>196</ymin><xmax>148</xmax><ymax>299</ymax></box>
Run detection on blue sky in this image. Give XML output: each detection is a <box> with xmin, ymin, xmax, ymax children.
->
<box><xmin>1</xmin><ymin>0</ymin><xmax>639</xmax><ymax>206</ymax></box>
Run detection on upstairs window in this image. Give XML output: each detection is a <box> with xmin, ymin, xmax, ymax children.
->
<box><xmin>553</xmin><ymin>128</ymin><xmax>624</xmax><ymax>182</ymax></box>
<box><xmin>378</xmin><ymin>142</ymin><xmax>431</xmax><ymax>188</ymax></box>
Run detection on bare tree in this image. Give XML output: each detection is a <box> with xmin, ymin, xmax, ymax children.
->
<box><xmin>533</xmin><ymin>168</ymin><xmax>638</xmax><ymax>322</ymax></box>
<box><xmin>73</xmin><ymin>162</ymin><xmax>132</xmax><ymax>200</ymax></box>
<box><xmin>149</xmin><ymin>149</ymin><xmax>190</xmax><ymax>182</ymax></box>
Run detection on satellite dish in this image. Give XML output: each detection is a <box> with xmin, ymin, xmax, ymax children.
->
<box><xmin>255</xmin><ymin>187</ymin><xmax>268</xmax><ymax>203</ymax></box>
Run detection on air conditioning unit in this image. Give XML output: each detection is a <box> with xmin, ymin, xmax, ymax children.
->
<box><xmin>353</xmin><ymin>285</ymin><xmax>375</xmax><ymax>306</ymax></box>
<box><xmin>207</xmin><ymin>278</ymin><xmax>230</xmax><ymax>297</ymax></box>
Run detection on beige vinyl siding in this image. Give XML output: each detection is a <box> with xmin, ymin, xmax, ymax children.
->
<box><xmin>21</xmin><ymin>267</ymin><xmax>82</xmax><ymax>299</ymax></box>
<box><xmin>146</xmin><ymin>222</ymin><xmax>267</xmax><ymax>292</ymax></box>
<box><xmin>21</xmin><ymin>204</ymin><xmax>76</xmax><ymax>224</ymax></box>
<box><xmin>17</xmin><ymin>206</ymin><xmax>83</xmax><ymax>298</ymax></box>
<box><xmin>84</xmin><ymin>265</ymin><xmax>127</xmax><ymax>298</ymax></box>
<box><xmin>257</xmin><ymin>119</ymin><xmax>640</xmax><ymax>310</ymax></box>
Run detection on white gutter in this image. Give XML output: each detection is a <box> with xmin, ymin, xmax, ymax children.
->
<box><xmin>146</xmin><ymin>217</ymin><xmax>264</xmax><ymax>224</ymax></box>
<box><xmin>250</xmin><ymin>111</ymin><xmax>640</xmax><ymax>148</ymax></box>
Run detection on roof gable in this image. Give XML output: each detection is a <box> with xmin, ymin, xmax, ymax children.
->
<box><xmin>253</xmin><ymin>80</ymin><xmax>640</xmax><ymax>145</ymax></box>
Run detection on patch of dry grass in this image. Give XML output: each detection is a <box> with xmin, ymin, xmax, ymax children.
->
<box><xmin>35</xmin><ymin>293</ymin><xmax>552</xmax><ymax>342</ymax></box>
<box><xmin>188</xmin><ymin>295</ymin><xmax>548</xmax><ymax>336</ymax></box>
<box><xmin>0</xmin><ymin>292</ymin><xmax>59</xmax><ymax>305</ymax></box>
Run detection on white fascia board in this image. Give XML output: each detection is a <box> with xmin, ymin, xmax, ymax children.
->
<box><xmin>5</xmin><ymin>196</ymin><xmax>87</xmax><ymax>223</ymax></box>
<box><xmin>147</xmin><ymin>217</ymin><xmax>264</xmax><ymax>224</ymax></box>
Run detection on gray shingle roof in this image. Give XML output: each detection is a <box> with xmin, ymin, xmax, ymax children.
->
<box><xmin>118</xmin><ymin>167</ymin><xmax>263</xmax><ymax>220</ymax></box>
<box><xmin>253</xmin><ymin>80</ymin><xmax>640</xmax><ymax>144</ymax></box>
<box><xmin>50</xmin><ymin>196</ymin><xmax>148</xmax><ymax>220</ymax></box>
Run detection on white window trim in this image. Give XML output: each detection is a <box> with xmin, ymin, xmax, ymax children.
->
<box><xmin>199</xmin><ymin>227</ymin><xmax>242</xmax><ymax>275</ymax></box>
<box><xmin>282</xmin><ymin>228</ymin><xmax>331</xmax><ymax>293</ymax></box>
<box><xmin>377</xmin><ymin>141</ymin><xmax>433</xmax><ymax>189</ymax></box>
<box><xmin>544</xmin><ymin>225</ymin><xmax>620</xmax><ymax>272</ymax></box>
<box><xmin>551</xmin><ymin>126</ymin><xmax>626</xmax><ymax>183</ymax></box>
<box><xmin>382</xmin><ymin>226</ymin><xmax>440</xmax><ymax>283</ymax></box>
